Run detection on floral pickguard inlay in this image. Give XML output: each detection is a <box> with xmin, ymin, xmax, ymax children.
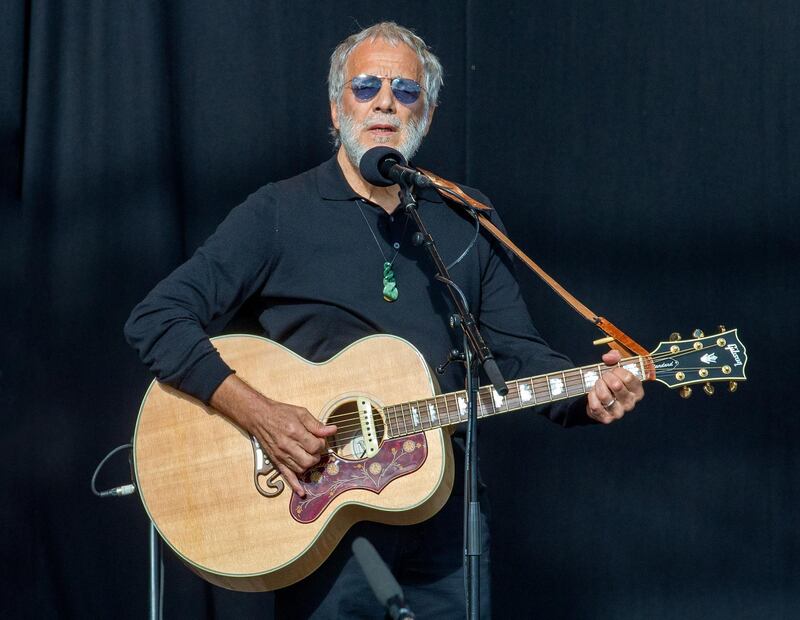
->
<box><xmin>290</xmin><ymin>434</ymin><xmax>428</xmax><ymax>523</ymax></box>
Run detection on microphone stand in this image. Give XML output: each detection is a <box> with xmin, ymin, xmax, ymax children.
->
<box><xmin>149</xmin><ymin>521</ymin><xmax>163</xmax><ymax>620</ymax></box>
<box><xmin>399</xmin><ymin>181</ymin><xmax>507</xmax><ymax>619</ymax></box>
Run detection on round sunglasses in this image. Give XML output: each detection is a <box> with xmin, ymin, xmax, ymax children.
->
<box><xmin>348</xmin><ymin>74</ymin><xmax>423</xmax><ymax>105</ymax></box>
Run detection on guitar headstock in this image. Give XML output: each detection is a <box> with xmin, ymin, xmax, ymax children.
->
<box><xmin>648</xmin><ymin>327</ymin><xmax>747</xmax><ymax>396</ymax></box>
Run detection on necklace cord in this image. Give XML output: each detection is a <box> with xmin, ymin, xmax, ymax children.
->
<box><xmin>354</xmin><ymin>199</ymin><xmax>410</xmax><ymax>302</ymax></box>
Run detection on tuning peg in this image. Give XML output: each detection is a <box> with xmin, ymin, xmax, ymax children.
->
<box><xmin>669</xmin><ymin>332</ymin><xmax>681</xmax><ymax>342</ymax></box>
<box><xmin>729</xmin><ymin>381</ymin><xmax>738</xmax><ymax>393</ymax></box>
<box><xmin>693</xmin><ymin>329</ymin><xmax>705</xmax><ymax>338</ymax></box>
<box><xmin>717</xmin><ymin>325</ymin><xmax>726</xmax><ymax>333</ymax></box>
<box><xmin>703</xmin><ymin>382</ymin><xmax>715</xmax><ymax>396</ymax></box>
<box><xmin>679</xmin><ymin>386</ymin><xmax>692</xmax><ymax>399</ymax></box>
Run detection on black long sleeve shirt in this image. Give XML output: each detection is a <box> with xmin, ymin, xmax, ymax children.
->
<box><xmin>125</xmin><ymin>156</ymin><xmax>593</xmax><ymax>427</ymax></box>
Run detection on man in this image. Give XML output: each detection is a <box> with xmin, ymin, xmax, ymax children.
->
<box><xmin>125</xmin><ymin>22</ymin><xmax>644</xmax><ymax>618</ymax></box>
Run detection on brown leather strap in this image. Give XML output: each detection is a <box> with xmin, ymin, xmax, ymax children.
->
<box><xmin>419</xmin><ymin>167</ymin><xmax>650</xmax><ymax>360</ymax></box>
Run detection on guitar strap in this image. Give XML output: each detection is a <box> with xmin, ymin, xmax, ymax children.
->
<box><xmin>418</xmin><ymin>167</ymin><xmax>649</xmax><ymax>359</ymax></box>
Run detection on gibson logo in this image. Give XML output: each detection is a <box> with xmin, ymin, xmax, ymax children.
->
<box><xmin>725</xmin><ymin>343</ymin><xmax>743</xmax><ymax>366</ymax></box>
<box><xmin>654</xmin><ymin>358</ymin><xmax>678</xmax><ymax>370</ymax></box>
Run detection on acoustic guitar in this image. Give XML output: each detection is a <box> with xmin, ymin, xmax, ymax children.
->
<box><xmin>133</xmin><ymin>328</ymin><xmax>747</xmax><ymax>591</ymax></box>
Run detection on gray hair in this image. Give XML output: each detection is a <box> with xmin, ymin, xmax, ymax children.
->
<box><xmin>328</xmin><ymin>22</ymin><xmax>443</xmax><ymax>145</ymax></box>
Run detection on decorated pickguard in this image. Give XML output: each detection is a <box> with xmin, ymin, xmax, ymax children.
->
<box><xmin>289</xmin><ymin>434</ymin><xmax>428</xmax><ymax>523</ymax></box>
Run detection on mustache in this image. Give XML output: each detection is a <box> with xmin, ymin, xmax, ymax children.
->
<box><xmin>361</xmin><ymin>115</ymin><xmax>402</xmax><ymax>129</ymax></box>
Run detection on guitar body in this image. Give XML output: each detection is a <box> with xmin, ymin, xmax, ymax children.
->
<box><xmin>133</xmin><ymin>334</ymin><xmax>453</xmax><ymax>592</ymax></box>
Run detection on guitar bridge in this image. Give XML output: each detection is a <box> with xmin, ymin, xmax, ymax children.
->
<box><xmin>251</xmin><ymin>436</ymin><xmax>284</xmax><ymax>497</ymax></box>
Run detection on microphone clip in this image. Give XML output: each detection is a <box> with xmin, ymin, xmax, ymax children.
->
<box><xmin>436</xmin><ymin>348</ymin><xmax>466</xmax><ymax>375</ymax></box>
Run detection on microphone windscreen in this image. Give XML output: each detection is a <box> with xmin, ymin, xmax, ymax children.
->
<box><xmin>351</xmin><ymin>536</ymin><xmax>404</xmax><ymax>606</ymax></box>
<box><xmin>359</xmin><ymin>146</ymin><xmax>406</xmax><ymax>187</ymax></box>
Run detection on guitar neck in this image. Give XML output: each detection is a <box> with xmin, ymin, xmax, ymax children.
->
<box><xmin>383</xmin><ymin>356</ymin><xmax>648</xmax><ymax>438</ymax></box>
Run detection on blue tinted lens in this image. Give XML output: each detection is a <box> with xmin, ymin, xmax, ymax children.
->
<box><xmin>349</xmin><ymin>75</ymin><xmax>422</xmax><ymax>104</ymax></box>
<box><xmin>351</xmin><ymin>75</ymin><xmax>382</xmax><ymax>101</ymax></box>
<box><xmin>391</xmin><ymin>78</ymin><xmax>422</xmax><ymax>104</ymax></box>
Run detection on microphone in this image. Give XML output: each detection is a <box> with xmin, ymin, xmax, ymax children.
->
<box><xmin>359</xmin><ymin>146</ymin><xmax>433</xmax><ymax>188</ymax></box>
<box><xmin>351</xmin><ymin>537</ymin><xmax>416</xmax><ymax>619</ymax></box>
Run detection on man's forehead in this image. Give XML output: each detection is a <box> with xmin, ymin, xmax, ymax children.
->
<box><xmin>346</xmin><ymin>39</ymin><xmax>422</xmax><ymax>78</ymax></box>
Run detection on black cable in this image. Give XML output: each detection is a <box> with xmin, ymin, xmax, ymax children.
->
<box><xmin>91</xmin><ymin>443</ymin><xmax>136</xmax><ymax>498</ymax></box>
<box><xmin>434</xmin><ymin>274</ymin><xmax>471</xmax><ymax>311</ymax></box>
<box><xmin>435</xmin><ymin>185</ymin><xmax>482</xmax><ymax>270</ymax></box>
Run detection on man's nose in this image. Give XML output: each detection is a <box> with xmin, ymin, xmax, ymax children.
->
<box><xmin>372</xmin><ymin>79</ymin><xmax>396</xmax><ymax>113</ymax></box>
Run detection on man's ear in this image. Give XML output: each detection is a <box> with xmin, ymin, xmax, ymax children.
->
<box><xmin>330</xmin><ymin>100</ymin><xmax>340</xmax><ymax>131</ymax></box>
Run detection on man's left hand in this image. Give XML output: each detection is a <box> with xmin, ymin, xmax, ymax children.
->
<box><xmin>586</xmin><ymin>349</ymin><xmax>644</xmax><ymax>423</ymax></box>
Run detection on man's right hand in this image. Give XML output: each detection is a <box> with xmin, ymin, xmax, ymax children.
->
<box><xmin>209</xmin><ymin>374</ymin><xmax>337</xmax><ymax>497</ymax></box>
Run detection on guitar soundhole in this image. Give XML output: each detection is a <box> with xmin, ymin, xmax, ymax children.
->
<box><xmin>325</xmin><ymin>400</ymin><xmax>386</xmax><ymax>461</ymax></box>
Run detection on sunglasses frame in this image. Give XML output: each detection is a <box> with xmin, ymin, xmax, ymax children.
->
<box><xmin>347</xmin><ymin>74</ymin><xmax>424</xmax><ymax>105</ymax></box>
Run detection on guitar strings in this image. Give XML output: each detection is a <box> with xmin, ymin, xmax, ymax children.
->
<box><xmin>326</xmin><ymin>373</ymin><xmax>715</xmax><ymax>434</ymax></box>
<box><xmin>323</xmin><ymin>367</ymin><xmax>735</xmax><ymax>435</ymax></box>
<box><xmin>318</xmin><ymin>353</ymin><xmax>739</xmax><ymax>438</ymax></box>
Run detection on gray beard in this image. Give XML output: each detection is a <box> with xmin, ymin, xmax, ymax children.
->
<box><xmin>338</xmin><ymin>110</ymin><xmax>427</xmax><ymax>172</ymax></box>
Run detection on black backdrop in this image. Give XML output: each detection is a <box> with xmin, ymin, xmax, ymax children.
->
<box><xmin>2</xmin><ymin>1</ymin><xmax>798</xmax><ymax>618</ymax></box>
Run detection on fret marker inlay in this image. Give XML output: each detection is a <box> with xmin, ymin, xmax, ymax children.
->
<box><xmin>549</xmin><ymin>377</ymin><xmax>564</xmax><ymax>396</ymax></box>
<box><xmin>623</xmin><ymin>363</ymin><xmax>640</xmax><ymax>378</ymax></box>
<box><xmin>519</xmin><ymin>384</ymin><xmax>532</xmax><ymax>402</ymax></box>
<box><xmin>457</xmin><ymin>396</ymin><xmax>467</xmax><ymax>416</ymax></box>
<box><xmin>492</xmin><ymin>389</ymin><xmax>505</xmax><ymax>408</ymax></box>
<box><xmin>411</xmin><ymin>407</ymin><xmax>419</xmax><ymax>427</ymax></box>
<box><xmin>428</xmin><ymin>404</ymin><xmax>437</xmax><ymax>422</ymax></box>
<box><xmin>583</xmin><ymin>370</ymin><xmax>599</xmax><ymax>389</ymax></box>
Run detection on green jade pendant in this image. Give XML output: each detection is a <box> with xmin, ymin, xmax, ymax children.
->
<box><xmin>382</xmin><ymin>261</ymin><xmax>398</xmax><ymax>302</ymax></box>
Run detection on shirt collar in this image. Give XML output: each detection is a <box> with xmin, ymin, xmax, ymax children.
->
<box><xmin>316</xmin><ymin>154</ymin><xmax>444</xmax><ymax>204</ymax></box>
<box><xmin>316</xmin><ymin>155</ymin><xmax>361</xmax><ymax>201</ymax></box>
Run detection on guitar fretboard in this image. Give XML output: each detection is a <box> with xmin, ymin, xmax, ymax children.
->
<box><xmin>382</xmin><ymin>357</ymin><xmax>646</xmax><ymax>438</ymax></box>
